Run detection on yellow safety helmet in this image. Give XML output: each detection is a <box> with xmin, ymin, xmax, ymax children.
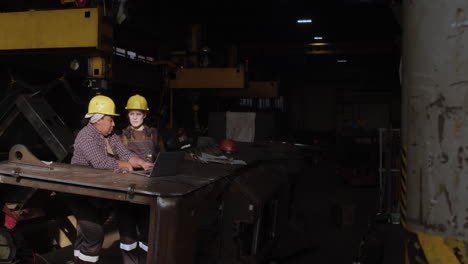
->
<box><xmin>86</xmin><ymin>95</ymin><xmax>120</xmax><ymax>116</ymax></box>
<box><xmin>125</xmin><ymin>94</ymin><xmax>149</xmax><ymax>111</ymax></box>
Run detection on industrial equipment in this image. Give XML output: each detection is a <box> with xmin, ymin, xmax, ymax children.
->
<box><xmin>0</xmin><ymin>7</ymin><xmax>111</xmax><ymax>53</ymax></box>
<box><xmin>0</xmin><ymin>94</ymin><xmax>74</xmax><ymax>162</ymax></box>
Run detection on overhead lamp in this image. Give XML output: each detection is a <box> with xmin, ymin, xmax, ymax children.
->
<box><xmin>297</xmin><ymin>19</ymin><xmax>312</xmax><ymax>24</ymax></box>
<box><xmin>307</xmin><ymin>43</ymin><xmax>328</xmax><ymax>46</ymax></box>
<box><xmin>127</xmin><ymin>50</ymin><xmax>136</xmax><ymax>60</ymax></box>
<box><xmin>337</xmin><ymin>59</ymin><xmax>348</xmax><ymax>63</ymax></box>
<box><xmin>314</xmin><ymin>36</ymin><xmax>323</xmax><ymax>40</ymax></box>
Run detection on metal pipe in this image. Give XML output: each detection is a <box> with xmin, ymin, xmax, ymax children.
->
<box><xmin>251</xmin><ymin>207</ymin><xmax>263</xmax><ymax>255</ymax></box>
<box><xmin>379</xmin><ymin>128</ymin><xmax>383</xmax><ymax>213</ymax></box>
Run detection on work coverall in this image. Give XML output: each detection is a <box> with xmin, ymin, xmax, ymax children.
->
<box><xmin>71</xmin><ymin>123</ymin><xmax>137</xmax><ymax>264</ymax></box>
<box><xmin>119</xmin><ymin>125</ymin><xmax>164</xmax><ymax>264</ymax></box>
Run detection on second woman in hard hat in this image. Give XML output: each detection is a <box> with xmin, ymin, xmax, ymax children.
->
<box><xmin>121</xmin><ymin>94</ymin><xmax>165</xmax><ymax>161</ymax></box>
<box><xmin>118</xmin><ymin>94</ymin><xmax>165</xmax><ymax>264</ymax></box>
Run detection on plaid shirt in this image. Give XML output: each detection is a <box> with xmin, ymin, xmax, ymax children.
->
<box><xmin>71</xmin><ymin>123</ymin><xmax>136</xmax><ymax>170</ymax></box>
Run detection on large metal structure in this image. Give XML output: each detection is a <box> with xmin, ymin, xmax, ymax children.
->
<box><xmin>0</xmin><ymin>7</ymin><xmax>112</xmax><ymax>53</ymax></box>
<box><xmin>402</xmin><ymin>0</ymin><xmax>468</xmax><ymax>262</ymax></box>
<box><xmin>0</xmin><ymin>142</ymin><xmax>301</xmax><ymax>263</ymax></box>
<box><xmin>0</xmin><ymin>94</ymin><xmax>74</xmax><ymax>162</ymax></box>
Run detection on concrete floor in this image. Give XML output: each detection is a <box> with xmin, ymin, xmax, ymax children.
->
<box><xmin>267</xmin><ymin>153</ymin><xmax>405</xmax><ymax>264</ymax></box>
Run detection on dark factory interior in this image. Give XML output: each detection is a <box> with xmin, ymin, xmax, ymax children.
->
<box><xmin>0</xmin><ymin>0</ymin><xmax>451</xmax><ymax>264</ymax></box>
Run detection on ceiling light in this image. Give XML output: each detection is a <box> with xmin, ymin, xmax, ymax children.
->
<box><xmin>337</xmin><ymin>59</ymin><xmax>348</xmax><ymax>63</ymax></box>
<box><xmin>127</xmin><ymin>50</ymin><xmax>136</xmax><ymax>59</ymax></box>
<box><xmin>314</xmin><ymin>36</ymin><xmax>323</xmax><ymax>40</ymax></box>
<box><xmin>297</xmin><ymin>19</ymin><xmax>312</xmax><ymax>24</ymax></box>
<box><xmin>307</xmin><ymin>43</ymin><xmax>328</xmax><ymax>46</ymax></box>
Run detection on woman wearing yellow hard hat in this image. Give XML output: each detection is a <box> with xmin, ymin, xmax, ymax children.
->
<box><xmin>69</xmin><ymin>94</ymin><xmax>153</xmax><ymax>264</ymax></box>
<box><xmin>121</xmin><ymin>94</ymin><xmax>165</xmax><ymax>161</ymax></box>
<box><xmin>118</xmin><ymin>94</ymin><xmax>165</xmax><ymax>264</ymax></box>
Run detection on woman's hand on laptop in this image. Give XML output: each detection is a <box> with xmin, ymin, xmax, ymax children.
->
<box><xmin>141</xmin><ymin>161</ymin><xmax>154</xmax><ymax>171</ymax></box>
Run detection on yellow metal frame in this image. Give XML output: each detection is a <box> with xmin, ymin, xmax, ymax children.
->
<box><xmin>210</xmin><ymin>81</ymin><xmax>279</xmax><ymax>98</ymax></box>
<box><xmin>0</xmin><ymin>7</ymin><xmax>112</xmax><ymax>52</ymax></box>
<box><xmin>170</xmin><ymin>66</ymin><xmax>245</xmax><ymax>89</ymax></box>
<box><xmin>415</xmin><ymin>231</ymin><xmax>465</xmax><ymax>263</ymax></box>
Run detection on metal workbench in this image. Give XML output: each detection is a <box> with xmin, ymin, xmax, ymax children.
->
<box><xmin>0</xmin><ymin>142</ymin><xmax>303</xmax><ymax>264</ymax></box>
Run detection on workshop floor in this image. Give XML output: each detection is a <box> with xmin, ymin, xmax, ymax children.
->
<box><xmin>268</xmin><ymin>154</ymin><xmax>405</xmax><ymax>264</ymax></box>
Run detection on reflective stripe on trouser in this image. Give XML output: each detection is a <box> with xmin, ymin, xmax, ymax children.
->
<box><xmin>74</xmin><ymin>250</ymin><xmax>100</xmax><ymax>263</ymax></box>
<box><xmin>121</xmin><ymin>242</ymin><xmax>138</xmax><ymax>264</ymax></box>
<box><xmin>120</xmin><ymin>241</ymin><xmax>148</xmax><ymax>264</ymax></box>
<box><xmin>68</xmin><ymin>197</ymin><xmax>107</xmax><ymax>264</ymax></box>
<box><xmin>74</xmin><ymin>220</ymin><xmax>104</xmax><ymax>264</ymax></box>
<box><xmin>121</xmin><ymin>242</ymin><xmax>138</xmax><ymax>251</ymax></box>
<box><xmin>120</xmin><ymin>241</ymin><xmax>147</xmax><ymax>252</ymax></box>
<box><xmin>139</xmin><ymin>241</ymin><xmax>148</xmax><ymax>252</ymax></box>
<box><xmin>117</xmin><ymin>202</ymin><xmax>149</xmax><ymax>264</ymax></box>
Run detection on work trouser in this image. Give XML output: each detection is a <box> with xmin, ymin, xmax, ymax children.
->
<box><xmin>117</xmin><ymin>202</ymin><xmax>150</xmax><ymax>264</ymax></box>
<box><xmin>68</xmin><ymin>196</ymin><xmax>111</xmax><ymax>264</ymax></box>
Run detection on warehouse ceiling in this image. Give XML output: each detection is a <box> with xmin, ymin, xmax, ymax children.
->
<box><xmin>0</xmin><ymin>0</ymin><xmax>400</xmax><ymax>57</ymax></box>
<box><xmin>0</xmin><ymin>0</ymin><xmax>401</xmax><ymax>83</ymax></box>
<box><xmin>110</xmin><ymin>0</ymin><xmax>400</xmax><ymax>56</ymax></box>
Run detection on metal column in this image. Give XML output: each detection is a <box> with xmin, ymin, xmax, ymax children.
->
<box><xmin>403</xmin><ymin>0</ymin><xmax>468</xmax><ymax>240</ymax></box>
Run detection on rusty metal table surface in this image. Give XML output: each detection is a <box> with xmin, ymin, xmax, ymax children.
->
<box><xmin>0</xmin><ymin>161</ymin><xmax>239</xmax><ymax>197</ymax></box>
<box><xmin>0</xmin><ymin>141</ymin><xmax>303</xmax><ymax>197</ymax></box>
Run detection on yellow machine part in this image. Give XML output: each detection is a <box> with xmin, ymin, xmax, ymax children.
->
<box><xmin>409</xmin><ymin>230</ymin><xmax>468</xmax><ymax>264</ymax></box>
<box><xmin>88</xmin><ymin>56</ymin><xmax>106</xmax><ymax>78</ymax></box>
<box><xmin>210</xmin><ymin>81</ymin><xmax>279</xmax><ymax>97</ymax></box>
<box><xmin>0</xmin><ymin>8</ymin><xmax>111</xmax><ymax>51</ymax></box>
<box><xmin>170</xmin><ymin>66</ymin><xmax>245</xmax><ymax>89</ymax></box>
<box><xmin>402</xmin><ymin>145</ymin><xmax>468</xmax><ymax>263</ymax></box>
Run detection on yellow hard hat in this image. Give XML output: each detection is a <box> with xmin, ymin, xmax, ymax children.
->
<box><xmin>87</xmin><ymin>95</ymin><xmax>120</xmax><ymax>116</ymax></box>
<box><xmin>125</xmin><ymin>94</ymin><xmax>149</xmax><ymax>111</ymax></box>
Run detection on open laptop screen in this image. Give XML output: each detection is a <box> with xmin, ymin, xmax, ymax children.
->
<box><xmin>132</xmin><ymin>151</ymin><xmax>185</xmax><ymax>177</ymax></box>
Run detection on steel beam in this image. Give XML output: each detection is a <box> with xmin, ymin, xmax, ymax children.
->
<box><xmin>0</xmin><ymin>7</ymin><xmax>112</xmax><ymax>52</ymax></box>
<box><xmin>170</xmin><ymin>66</ymin><xmax>245</xmax><ymax>89</ymax></box>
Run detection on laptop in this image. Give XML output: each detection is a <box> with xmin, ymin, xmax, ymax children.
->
<box><xmin>132</xmin><ymin>151</ymin><xmax>185</xmax><ymax>177</ymax></box>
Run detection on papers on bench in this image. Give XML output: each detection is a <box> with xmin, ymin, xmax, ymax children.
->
<box><xmin>197</xmin><ymin>152</ymin><xmax>247</xmax><ymax>165</ymax></box>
